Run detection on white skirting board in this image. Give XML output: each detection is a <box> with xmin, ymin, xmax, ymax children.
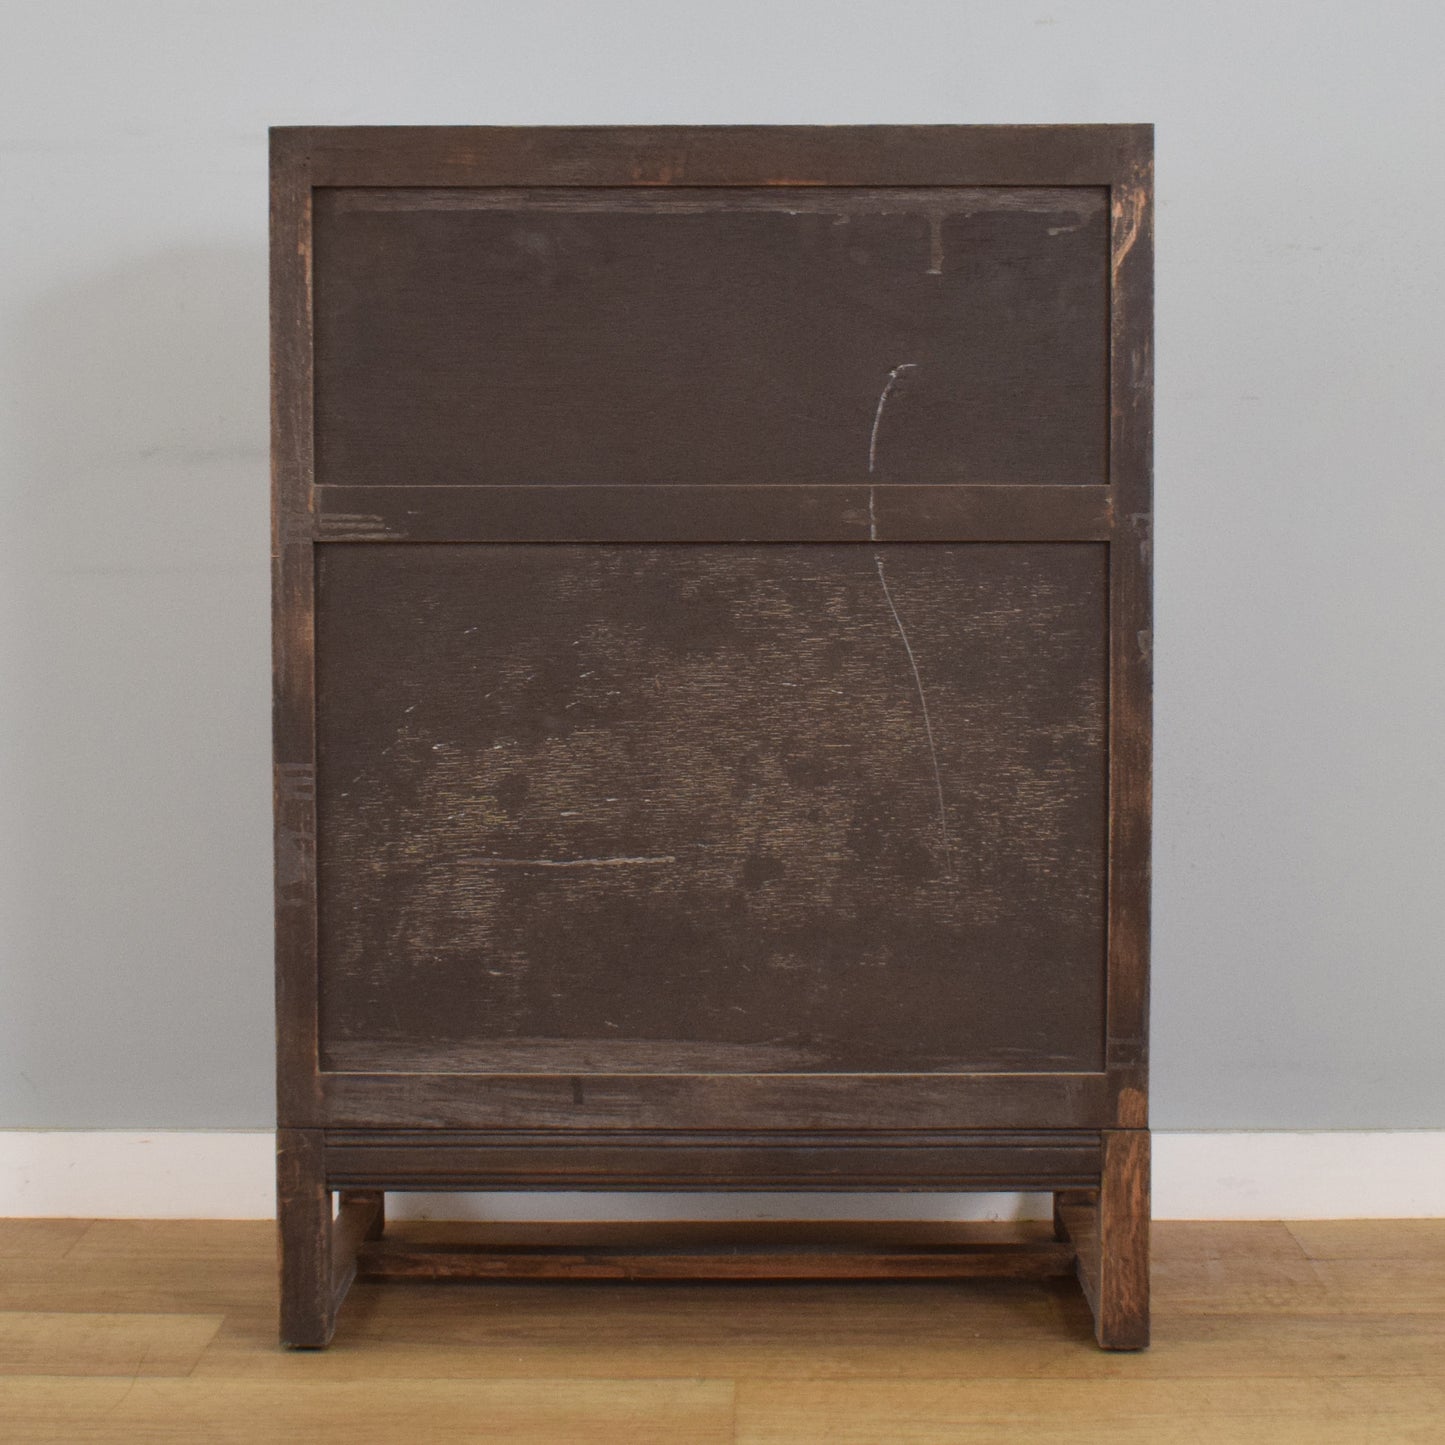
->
<box><xmin>0</xmin><ymin>1130</ymin><xmax>1441</xmax><ymax>1221</ymax></box>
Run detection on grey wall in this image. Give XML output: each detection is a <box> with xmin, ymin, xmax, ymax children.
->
<box><xmin>1</xmin><ymin>1</ymin><xmax>1440</xmax><ymax>1130</ymax></box>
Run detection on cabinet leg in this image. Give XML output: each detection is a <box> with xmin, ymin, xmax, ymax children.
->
<box><xmin>278</xmin><ymin>1128</ymin><xmax>336</xmax><ymax>1349</ymax></box>
<box><xmin>1095</xmin><ymin>1129</ymin><xmax>1150</xmax><ymax>1349</ymax></box>
<box><xmin>1056</xmin><ymin>1130</ymin><xmax>1150</xmax><ymax>1350</ymax></box>
<box><xmin>342</xmin><ymin>1189</ymin><xmax>385</xmax><ymax>1241</ymax></box>
<box><xmin>1052</xmin><ymin>1188</ymin><xmax>1094</xmax><ymax>1243</ymax></box>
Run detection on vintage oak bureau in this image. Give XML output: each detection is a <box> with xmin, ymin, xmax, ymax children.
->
<box><xmin>271</xmin><ymin>125</ymin><xmax>1154</xmax><ymax>1349</ymax></box>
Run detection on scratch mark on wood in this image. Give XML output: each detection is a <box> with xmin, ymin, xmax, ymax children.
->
<box><xmin>868</xmin><ymin>363</ymin><xmax>917</xmax><ymax>475</ymax></box>
<box><xmin>872</xmin><ymin>557</ymin><xmax>953</xmax><ymax>878</ymax></box>
<box><xmin>320</xmin><ymin>513</ymin><xmax>397</xmax><ymax>539</ymax></box>
<box><xmin>462</xmin><ymin>855</ymin><xmax>677</xmax><ymax>869</ymax></box>
<box><xmin>868</xmin><ymin>486</ymin><xmax>878</xmax><ymax>541</ymax></box>
<box><xmin>1112</xmin><ymin>186</ymin><xmax>1146</xmax><ymax>288</ymax></box>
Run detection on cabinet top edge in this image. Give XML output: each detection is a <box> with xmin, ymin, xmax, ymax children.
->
<box><xmin>269</xmin><ymin>125</ymin><xmax>1152</xmax><ymax>190</ymax></box>
<box><xmin>269</xmin><ymin>124</ymin><xmax>1153</xmax><ymax>137</ymax></box>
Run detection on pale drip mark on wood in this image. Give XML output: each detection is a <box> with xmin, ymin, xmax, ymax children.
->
<box><xmin>926</xmin><ymin>212</ymin><xmax>945</xmax><ymax>275</ymax></box>
<box><xmin>867</xmin><ymin>363</ymin><xmax>953</xmax><ymax>878</ymax></box>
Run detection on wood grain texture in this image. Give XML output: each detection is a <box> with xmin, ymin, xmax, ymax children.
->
<box><xmin>1096</xmin><ymin>1129</ymin><xmax>1151</xmax><ymax>1348</ymax></box>
<box><xmin>2</xmin><ymin>1220</ymin><xmax>1442</xmax><ymax>1444</ymax></box>
<box><xmin>1055</xmin><ymin>1131</ymin><xmax>1150</xmax><ymax>1347</ymax></box>
<box><xmin>315</xmin><ymin>542</ymin><xmax>1108</xmax><ymax>1076</ymax></box>
<box><xmin>0</xmin><ymin>1311</ymin><xmax>222</xmax><ymax>1378</ymax></box>
<box><xmin>291</xmin><ymin>124</ymin><xmax>1152</xmax><ymax>189</ymax></box>
<box><xmin>313</xmin><ymin>187</ymin><xmax>1108</xmax><ymax>489</ymax></box>
<box><xmin>270</xmin><ymin>129</ymin><xmax>322</xmax><ymax>1127</ymax></box>
<box><xmin>0</xmin><ymin>1221</ymin><xmax>274</xmax><ymax>1315</ymax></box>
<box><xmin>312</xmin><ymin>483</ymin><xmax>1114</xmax><ymax>544</ymax></box>
<box><xmin>1287</xmin><ymin>1218</ymin><xmax>1445</xmax><ymax>1261</ymax></box>
<box><xmin>338</xmin><ymin>1188</ymin><xmax>385</xmax><ymax>1242</ymax></box>
<box><xmin>322</xmin><ymin>1130</ymin><xmax>1103</xmax><ymax>1191</ymax></box>
<box><xmin>328</xmin><ymin>1192</ymin><xmax>382</xmax><ymax>1309</ymax></box>
<box><xmin>314</xmin><ymin>1070</ymin><xmax>1112</xmax><ymax>1132</ymax></box>
<box><xmin>275</xmin><ymin>1128</ymin><xmax>333</xmax><ymax>1349</ymax></box>
<box><xmin>731</xmin><ymin>1377</ymin><xmax>1445</xmax><ymax>1445</ymax></box>
<box><xmin>0</xmin><ymin>1378</ymin><xmax>735</xmax><ymax>1445</ymax></box>
<box><xmin>0</xmin><ymin>1220</ymin><xmax>90</xmax><ymax>1261</ymax></box>
<box><xmin>356</xmin><ymin>1238</ymin><xmax>1077</xmax><ymax>1282</ymax></box>
<box><xmin>1103</xmin><ymin>133</ymin><xmax>1154</xmax><ymax>1115</ymax></box>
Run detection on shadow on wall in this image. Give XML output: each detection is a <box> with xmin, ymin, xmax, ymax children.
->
<box><xmin>4</xmin><ymin>247</ymin><xmax>275</xmax><ymax>1127</ymax></box>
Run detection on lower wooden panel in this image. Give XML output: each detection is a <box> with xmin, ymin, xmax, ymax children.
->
<box><xmin>315</xmin><ymin>542</ymin><xmax>1109</xmax><ymax>1080</ymax></box>
<box><xmin>323</xmin><ymin>1129</ymin><xmax>1104</xmax><ymax>1191</ymax></box>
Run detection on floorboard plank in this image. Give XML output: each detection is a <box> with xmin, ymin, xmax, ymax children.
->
<box><xmin>732</xmin><ymin>1377</ymin><xmax>1445</xmax><ymax>1445</ymax></box>
<box><xmin>1</xmin><ymin>1218</ymin><xmax>1442</xmax><ymax>1442</ymax></box>
<box><xmin>0</xmin><ymin>1377</ymin><xmax>735</xmax><ymax>1445</ymax></box>
<box><xmin>0</xmin><ymin>1220</ymin><xmax>92</xmax><ymax>1260</ymax></box>
<box><xmin>1288</xmin><ymin>1218</ymin><xmax>1445</xmax><ymax>1260</ymax></box>
<box><xmin>0</xmin><ymin>1311</ymin><xmax>222</xmax><ymax>1377</ymax></box>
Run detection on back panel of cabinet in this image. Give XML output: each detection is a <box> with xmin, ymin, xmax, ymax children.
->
<box><xmin>306</xmin><ymin>181</ymin><xmax>1117</xmax><ymax>1090</ymax></box>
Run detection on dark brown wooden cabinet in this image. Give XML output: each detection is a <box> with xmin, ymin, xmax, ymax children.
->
<box><xmin>272</xmin><ymin>124</ymin><xmax>1153</xmax><ymax>1349</ymax></box>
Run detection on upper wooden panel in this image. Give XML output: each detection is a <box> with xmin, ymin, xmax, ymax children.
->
<box><xmin>312</xmin><ymin>187</ymin><xmax>1109</xmax><ymax>488</ymax></box>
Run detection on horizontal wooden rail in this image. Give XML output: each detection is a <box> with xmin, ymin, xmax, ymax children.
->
<box><xmin>323</xmin><ymin>1128</ymin><xmax>1104</xmax><ymax>1193</ymax></box>
<box><xmin>357</xmin><ymin>1237</ymin><xmax>1077</xmax><ymax>1282</ymax></box>
<box><xmin>313</xmin><ymin>484</ymin><xmax>1113</xmax><ymax>544</ymax></box>
<box><xmin>286</xmin><ymin>123</ymin><xmax>1152</xmax><ymax>190</ymax></box>
<box><xmin>315</xmin><ymin>1072</ymin><xmax>1114</xmax><ymax>1132</ymax></box>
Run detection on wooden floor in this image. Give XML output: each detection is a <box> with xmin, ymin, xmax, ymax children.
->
<box><xmin>1</xmin><ymin>1217</ymin><xmax>1442</xmax><ymax>1442</ymax></box>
